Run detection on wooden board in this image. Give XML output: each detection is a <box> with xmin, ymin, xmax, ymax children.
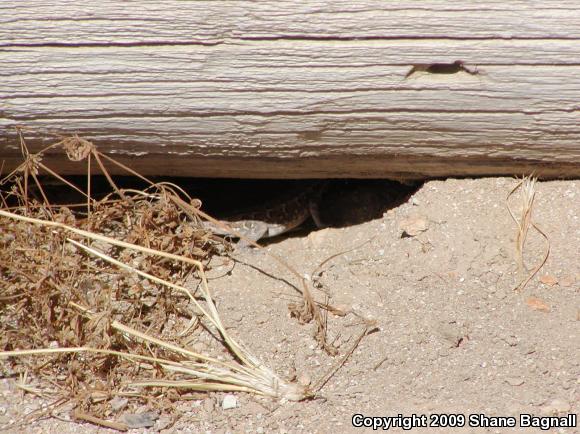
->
<box><xmin>1</xmin><ymin>1</ymin><xmax>579</xmax><ymax>178</ymax></box>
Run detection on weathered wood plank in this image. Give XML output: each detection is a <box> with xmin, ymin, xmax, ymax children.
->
<box><xmin>1</xmin><ymin>1</ymin><xmax>579</xmax><ymax>178</ymax></box>
<box><xmin>3</xmin><ymin>1</ymin><xmax>580</xmax><ymax>43</ymax></box>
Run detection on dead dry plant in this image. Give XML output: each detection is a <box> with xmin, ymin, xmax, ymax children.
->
<box><xmin>506</xmin><ymin>175</ymin><xmax>550</xmax><ymax>291</ymax></box>
<box><xmin>0</xmin><ymin>133</ymin><xmax>321</xmax><ymax>429</ymax></box>
<box><xmin>0</xmin><ymin>208</ymin><xmax>308</xmax><ymax>399</ymax></box>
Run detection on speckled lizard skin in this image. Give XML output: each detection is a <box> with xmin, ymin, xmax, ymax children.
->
<box><xmin>203</xmin><ymin>181</ymin><xmax>326</xmax><ymax>245</ymax></box>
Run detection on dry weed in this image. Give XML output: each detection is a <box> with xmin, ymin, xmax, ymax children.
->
<box><xmin>506</xmin><ymin>175</ymin><xmax>550</xmax><ymax>291</ymax></box>
<box><xmin>0</xmin><ymin>134</ymin><xmax>316</xmax><ymax>430</ymax></box>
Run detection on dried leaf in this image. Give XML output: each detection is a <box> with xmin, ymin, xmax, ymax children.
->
<box><xmin>399</xmin><ymin>215</ymin><xmax>429</xmax><ymax>237</ymax></box>
<box><xmin>62</xmin><ymin>135</ymin><xmax>93</xmax><ymax>161</ymax></box>
<box><xmin>539</xmin><ymin>275</ymin><xmax>558</xmax><ymax>286</ymax></box>
<box><xmin>526</xmin><ymin>297</ymin><xmax>550</xmax><ymax>313</ymax></box>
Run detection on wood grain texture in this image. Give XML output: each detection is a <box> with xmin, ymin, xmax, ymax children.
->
<box><xmin>1</xmin><ymin>1</ymin><xmax>579</xmax><ymax>178</ymax></box>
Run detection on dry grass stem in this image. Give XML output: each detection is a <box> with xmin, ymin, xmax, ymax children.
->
<box><xmin>506</xmin><ymin>176</ymin><xmax>551</xmax><ymax>291</ymax></box>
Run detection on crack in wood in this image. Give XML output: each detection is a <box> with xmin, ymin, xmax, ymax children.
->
<box><xmin>0</xmin><ymin>41</ymin><xmax>225</xmax><ymax>48</ymax></box>
<box><xmin>6</xmin><ymin>107</ymin><xmax>533</xmax><ymax>121</ymax></box>
<box><xmin>3</xmin><ymin>37</ymin><xmax>580</xmax><ymax>50</ymax></box>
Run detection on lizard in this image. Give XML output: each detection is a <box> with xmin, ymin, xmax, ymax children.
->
<box><xmin>202</xmin><ymin>181</ymin><xmax>326</xmax><ymax>246</ymax></box>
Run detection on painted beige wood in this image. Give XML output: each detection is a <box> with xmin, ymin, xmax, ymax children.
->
<box><xmin>1</xmin><ymin>1</ymin><xmax>579</xmax><ymax>179</ymax></box>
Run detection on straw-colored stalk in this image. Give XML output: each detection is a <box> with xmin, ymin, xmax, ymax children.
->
<box><xmin>506</xmin><ymin>176</ymin><xmax>550</xmax><ymax>291</ymax></box>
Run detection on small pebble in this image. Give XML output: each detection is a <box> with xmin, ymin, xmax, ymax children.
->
<box><xmin>505</xmin><ymin>377</ymin><xmax>524</xmax><ymax>386</ymax></box>
<box><xmin>109</xmin><ymin>397</ymin><xmax>128</xmax><ymax>412</ymax></box>
<box><xmin>120</xmin><ymin>411</ymin><xmax>158</xmax><ymax>429</ymax></box>
<box><xmin>222</xmin><ymin>394</ymin><xmax>238</xmax><ymax>410</ymax></box>
<box><xmin>297</xmin><ymin>373</ymin><xmax>311</xmax><ymax>387</ymax></box>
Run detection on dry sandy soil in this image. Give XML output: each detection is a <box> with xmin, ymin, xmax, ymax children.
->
<box><xmin>1</xmin><ymin>177</ymin><xmax>578</xmax><ymax>433</ymax></box>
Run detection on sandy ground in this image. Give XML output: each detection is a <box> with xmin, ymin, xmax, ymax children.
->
<box><xmin>1</xmin><ymin>177</ymin><xmax>578</xmax><ymax>433</ymax></box>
